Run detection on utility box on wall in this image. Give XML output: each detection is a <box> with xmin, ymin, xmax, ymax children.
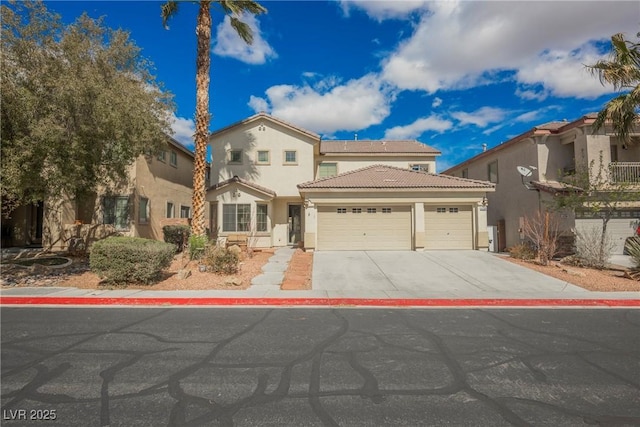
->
<box><xmin>487</xmin><ymin>226</ymin><xmax>498</xmax><ymax>253</ymax></box>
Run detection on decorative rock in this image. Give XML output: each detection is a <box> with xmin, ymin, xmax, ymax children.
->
<box><xmin>177</xmin><ymin>269</ymin><xmax>192</xmax><ymax>280</ymax></box>
<box><xmin>224</xmin><ymin>278</ymin><xmax>243</xmax><ymax>286</ymax></box>
<box><xmin>30</xmin><ymin>263</ymin><xmax>47</xmax><ymax>274</ymax></box>
<box><xmin>227</xmin><ymin>245</ymin><xmax>242</xmax><ymax>256</ymax></box>
<box><xmin>561</xmin><ymin>267</ymin><xmax>586</xmax><ymax>277</ymax></box>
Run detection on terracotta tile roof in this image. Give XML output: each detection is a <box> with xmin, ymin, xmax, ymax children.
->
<box><xmin>209</xmin><ymin>112</ymin><xmax>320</xmax><ymax>141</ymax></box>
<box><xmin>442</xmin><ymin>113</ymin><xmax>604</xmax><ymax>175</ymax></box>
<box><xmin>320</xmin><ymin>140</ymin><xmax>440</xmax><ymax>154</ymax></box>
<box><xmin>208</xmin><ymin>176</ymin><xmax>276</xmax><ymax>197</ymax></box>
<box><xmin>298</xmin><ymin>165</ymin><xmax>494</xmax><ymax>190</ymax></box>
<box><xmin>530</xmin><ymin>180</ymin><xmax>582</xmax><ymax>194</ymax></box>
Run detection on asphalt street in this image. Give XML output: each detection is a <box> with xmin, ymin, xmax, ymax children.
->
<box><xmin>1</xmin><ymin>307</ymin><xmax>639</xmax><ymax>426</ymax></box>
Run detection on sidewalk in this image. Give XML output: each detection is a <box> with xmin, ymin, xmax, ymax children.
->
<box><xmin>1</xmin><ymin>248</ymin><xmax>639</xmax><ymax>308</ymax></box>
<box><xmin>1</xmin><ymin>285</ymin><xmax>639</xmax><ymax>307</ymax></box>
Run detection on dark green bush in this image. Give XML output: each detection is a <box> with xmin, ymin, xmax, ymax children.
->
<box><xmin>90</xmin><ymin>237</ymin><xmax>175</xmax><ymax>285</ymax></box>
<box><xmin>163</xmin><ymin>225</ymin><xmax>190</xmax><ymax>252</ymax></box>
<box><xmin>203</xmin><ymin>246</ymin><xmax>239</xmax><ymax>274</ymax></box>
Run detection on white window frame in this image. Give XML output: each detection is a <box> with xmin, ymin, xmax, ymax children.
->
<box><xmin>436</xmin><ymin>207</ymin><xmax>447</xmax><ymax>213</ymax></box>
<box><xmin>367</xmin><ymin>208</ymin><xmax>377</xmax><ymax>214</ymax></box>
<box><xmin>337</xmin><ymin>208</ymin><xmax>347</xmax><ymax>214</ymax></box>
<box><xmin>352</xmin><ymin>208</ymin><xmax>362</xmax><ymax>214</ymax></box>
<box><xmin>166</xmin><ymin>201</ymin><xmax>174</xmax><ymax>218</ymax></box>
<box><xmin>228</xmin><ymin>149</ymin><xmax>243</xmax><ymax>164</ymax></box>
<box><xmin>382</xmin><ymin>208</ymin><xmax>392</xmax><ymax>214</ymax></box>
<box><xmin>103</xmin><ymin>196</ymin><xmax>129</xmax><ymax>230</ymax></box>
<box><xmin>222</xmin><ymin>203</ymin><xmax>251</xmax><ymax>232</ymax></box>
<box><xmin>318</xmin><ymin>162</ymin><xmax>338</xmax><ymax>178</ymax></box>
<box><xmin>256</xmin><ymin>150</ymin><xmax>270</xmax><ymax>165</ymax></box>
<box><xmin>410</xmin><ymin>164</ymin><xmax>429</xmax><ymax>173</ymax></box>
<box><xmin>256</xmin><ymin>203</ymin><xmax>268</xmax><ymax>232</ymax></box>
<box><xmin>180</xmin><ymin>205</ymin><xmax>191</xmax><ymax>218</ymax></box>
<box><xmin>283</xmin><ymin>150</ymin><xmax>298</xmax><ymax>165</ymax></box>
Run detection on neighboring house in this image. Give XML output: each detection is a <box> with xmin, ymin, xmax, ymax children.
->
<box><xmin>207</xmin><ymin>113</ymin><xmax>495</xmax><ymax>251</ymax></box>
<box><xmin>443</xmin><ymin>113</ymin><xmax>640</xmax><ymax>254</ymax></box>
<box><xmin>4</xmin><ymin>137</ymin><xmax>204</xmax><ymax>251</ymax></box>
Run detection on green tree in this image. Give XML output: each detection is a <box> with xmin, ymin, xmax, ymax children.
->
<box><xmin>161</xmin><ymin>0</ymin><xmax>267</xmax><ymax>238</ymax></box>
<box><xmin>1</xmin><ymin>0</ymin><xmax>174</xmax><ymax>216</ymax></box>
<box><xmin>552</xmin><ymin>154</ymin><xmax>640</xmax><ymax>268</ymax></box>
<box><xmin>587</xmin><ymin>32</ymin><xmax>640</xmax><ymax>147</ymax></box>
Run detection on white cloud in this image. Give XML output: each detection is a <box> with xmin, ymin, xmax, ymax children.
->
<box><xmin>431</xmin><ymin>97</ymin><xmax>442</xmax><ymax>108</ymax></box>
<box><xmin>451</xmin><ymin>107</ymin><xmax>507</xmax><ymax>128</ymax></box>
<box><xmin>248</xmin><ymin>95</ymin><xmax>269</xmax><ymax>112</ymax></box>
<box><xmin>213</xmin><ymin>14</ymin><xmax>276</xmax><ymax>64</ymax></box>
<box><xmin>170</xmin><ymin>114</ymin><xmax>195</xmax><ymax>148</ymax></box>
<box><xmin>380</xmin><ymin>1</ymin><xmax>637</xmax><ymax>96</ymax></box>
<box><xmin>339</xmin><ymin>0</ymin><xmax>428</xmax><ymax>21</ymax></box>
<box><xmin>248</xmin><ymin>74</ymin><xmax>395</xmax><ymax>134</ymax></box>
<box><xmin>516</xmin><ymin>45</ymin><xmax>613</xmax><ymax>99</ymax></box>
<box><xmin>384</xmin><ymin>115</ymin><xmax>452</xmax><ymax>139</ymax></box>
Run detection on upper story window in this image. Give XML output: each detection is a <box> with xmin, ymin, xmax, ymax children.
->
<box><xmin>157</xmin><ymin>151</ymin><xmax>166</xmax><ymax>162</ymax></box>
<box><xmin>410</xmin><ymin>164</ymin><xmax>429</xmax><ymax>173</ymax></box>
<box><xmin>462</xmin><ymin>168</ymin><xmax>469</xmax><ymax>179</ymax></box>
<box><xmin>103</xmin><ymin>196</ymin><xmax>129</xmax><ymax>230</ymax></box>
<box><xmin>228</xmin><ymin>150</ymin><xmax>243</xmax><ymax>164</ymax></box>
<box><xmin>256</xmin><ymin>150</ymin><xmax>270</xmax><ymax>165</ymax></box>
<box><xmin>166</xmin><ymin>201</ymin><xmax>174</xmax><ymax>218</ymax></box>
<box><xmin>284</xmin><ymin>150</ymin><xmax>297</xmax><ymax>165</ymax></box>
<box><xmin>487</xmin><ymin>160</ymin><xmax>498</xmax><ymax>183</ymax></box>
<box><xmin>170</xmin><ymin>151</ymin><xmax>178</xmax><ymax>167</ymax></box>
<box><xmin>318</xmin><ymin>162</ymin><xmax>337</xmax><ymax>178</ymax></box>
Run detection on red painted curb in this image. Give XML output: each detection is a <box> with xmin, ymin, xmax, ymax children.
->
<box><xmin>1</xmin><ymin>296</ymin><xmax>639</xmax><ymax>307</ymax></box>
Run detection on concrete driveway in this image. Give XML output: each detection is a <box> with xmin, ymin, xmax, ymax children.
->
<box><xmin>312</xmin><ymin>251</ymin><xmax>589</xmax><ymax>298</ymax></box>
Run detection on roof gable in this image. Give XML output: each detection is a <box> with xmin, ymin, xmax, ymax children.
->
<box><xmin>209</xmin><ymin>112</ymin><xmax>320</xmax><ymax>142</ymax></box>
<box><xmin>208</xmin><ymin>176</ymin><xmax>276</xmax><ymax>198</ymax></box>
<box><xmin>298</xmin><ymin>164</ymin><xmax>494</xmax><ymax>190</ymax></box>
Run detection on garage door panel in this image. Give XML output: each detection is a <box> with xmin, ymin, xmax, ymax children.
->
<box><xmin>575</xmin><ymin>218</ymin><xmax>637</xmax><ymax>255</ymax></box>
<box><xmin>425</xmin><ymin>205</ymin><xmax>472</xmax><ymax>250</ymax></box>
<box><xmin>318</xmin><ymin>206</ymin><xmax>411</xmax><ymax>251</ymax></box>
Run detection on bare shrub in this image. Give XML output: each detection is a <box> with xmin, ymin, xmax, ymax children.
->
<box><xmin>575</xmin><ymin>226</ymin><xmax>615</xmax><ymax>269</ymax></box>
<box><xmin>522</xmin><ymin>210</ymin><xmax>561</xmax><ymax>265</ymax></box>
<box><xmin>509</xmin><ymin>243</ymin><xmax>536</xmax><ymax>260</ymax></box>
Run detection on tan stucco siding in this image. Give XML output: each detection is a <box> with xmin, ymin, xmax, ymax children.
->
<box><xmin>317</xmin><ymin>155</ymin><xmax>437</xmax><ymax>177</ymax></box>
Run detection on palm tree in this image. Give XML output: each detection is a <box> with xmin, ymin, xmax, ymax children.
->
<box><xmin>587</xmin><ymin>32</ymin><xmax>640</xmax><ymax>148</ymax></box>
<box><xmin>161</xmin><ymin>0</ymin><xmax>267</xmax><ymax>237</ymax></box>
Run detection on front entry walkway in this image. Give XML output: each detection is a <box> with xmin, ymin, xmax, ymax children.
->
<box><xmin>312</xmin><ymin>251</ymin><xmax>590</xmax><ymax>298</ymax></box>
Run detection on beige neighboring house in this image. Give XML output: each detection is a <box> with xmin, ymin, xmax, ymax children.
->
<box><xmin>443</xmin><ymin>113</ymin><xmax>640</xmax><ymax>255</ymax></box>
<box><xmin>4</xmin><ymin>137</ymin><xmax>204</xmax><ymax>251</ymax></box>
<box><xmin>207</xmin><ymin>112</ymin><xmax>495</xmax><ymax>251</ymax></box>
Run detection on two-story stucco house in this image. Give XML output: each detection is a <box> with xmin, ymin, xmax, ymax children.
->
<box><xmin>443</xmin><ymin>113</ymin><xmax>640</xmax><ymax>254</ymax></box>
<box><xmin>207</xmin><ymin>113</ymin><xmax>495</xmax><ymax>251</ymax></box>
<box><xmin>4</xmin><ymin>137</ymin><xmax>203</xmax><ymax>251</ymax></box>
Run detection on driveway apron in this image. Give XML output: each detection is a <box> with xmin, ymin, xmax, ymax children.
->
<box><xmin>312</xmin><ymin>250</ymin><xmax>588</xmax><ymax>296</ymax></box>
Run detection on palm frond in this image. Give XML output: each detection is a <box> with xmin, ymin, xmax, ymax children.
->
<box><xmin>161</xmin><ymin>1</ymin><xmax>179</xmax><ymax>29</ymax></box>
<box><xmin>229</xmin><ymin>16</ymin><xmax>252</xmax><ymax>44</ymax></box>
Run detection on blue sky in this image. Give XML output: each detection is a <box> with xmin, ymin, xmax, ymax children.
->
<box><xmin>46</xmin><ymin>1</ymin><xmax>638</xmax><ymax>172</ymax></box>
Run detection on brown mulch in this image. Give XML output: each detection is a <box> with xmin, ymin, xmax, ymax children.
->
<box><xmin>281</xmin><ymin>249</ymin><xmax>313</xmax><ymax>290</ymax></box>
<box><xmin>504</xmin><ymin>257</ymin><xmax>640</xmax><ymax>292</ymax></box>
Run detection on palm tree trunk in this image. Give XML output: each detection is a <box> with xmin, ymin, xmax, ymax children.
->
<box><xmin>191</xmin><ymin>1</ymin><xmax>211</xmax><ymax>237</ymax></box>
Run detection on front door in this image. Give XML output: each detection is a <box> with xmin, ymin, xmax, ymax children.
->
<box><xmin>288</xmin><ymin>204</ymin><xmax>302</xmax><ymax>245</ymax></box>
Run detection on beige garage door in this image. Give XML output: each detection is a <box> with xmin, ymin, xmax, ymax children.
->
<box><xmin>317</xmin><ymin>205</ymin><xmax>412</xmax><ymax>250</ymax></box>
<box><xmin>425</xmin><ymin>205</ymin><xmax>473</xmax><ymax>249</ymax></box>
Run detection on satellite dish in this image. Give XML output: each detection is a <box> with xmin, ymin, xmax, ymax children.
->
<box><xmin>516</xmin><ymin>165</ymin><xmax>533</xmax><ymax>177</ymax></box>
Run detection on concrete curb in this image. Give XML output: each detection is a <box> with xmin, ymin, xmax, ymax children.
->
<box><xmin>2</xmin><ymin>296</ymin><xmax>639</xmax><ymax>307</ymax></box>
